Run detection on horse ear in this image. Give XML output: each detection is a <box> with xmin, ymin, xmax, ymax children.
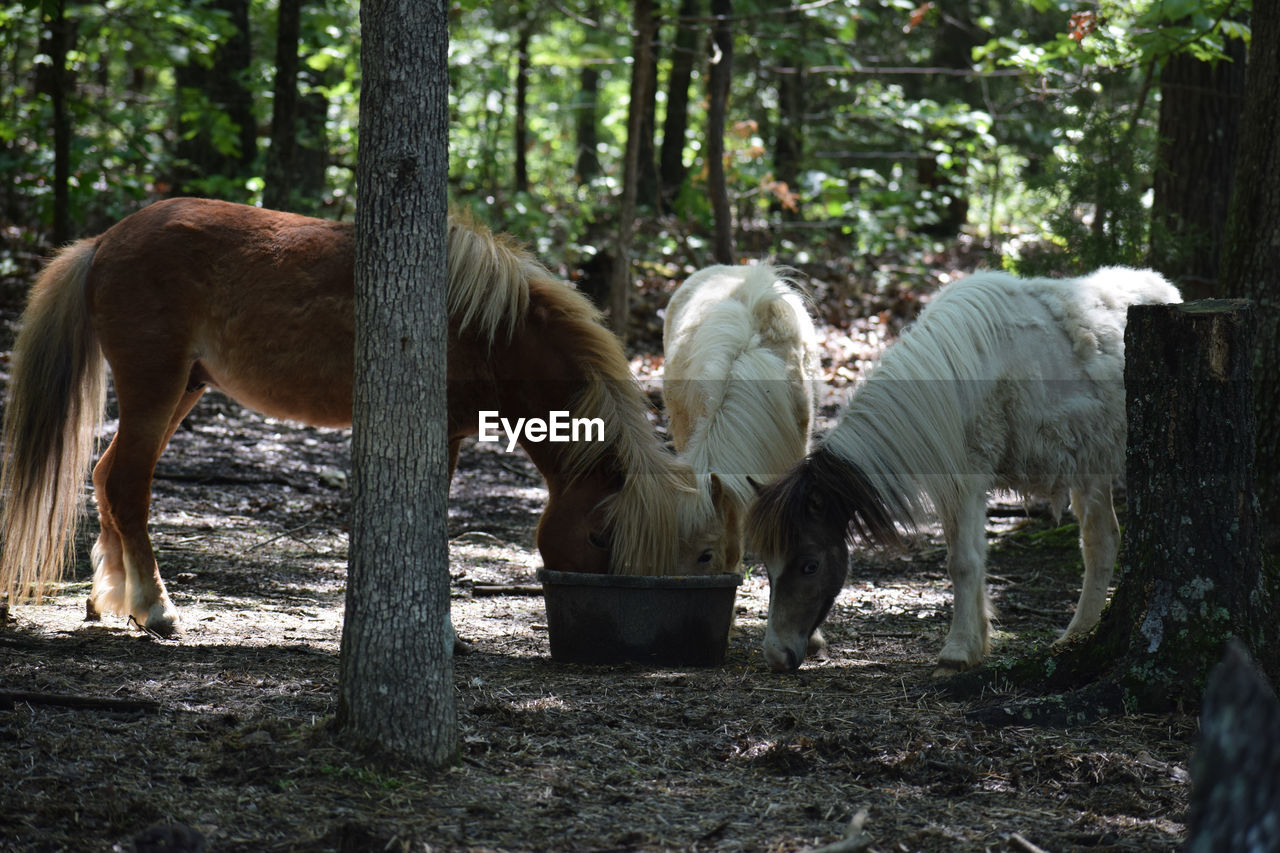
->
<box><xmin>709</xmin><ymin>472</ymin><xmax>724</xmax><ymax>503</ymax></box>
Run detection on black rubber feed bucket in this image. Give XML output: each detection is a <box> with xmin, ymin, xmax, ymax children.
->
<box><xmin>536</xmin><ymin>569</ymin><xmax>742</xmax><ymax>666</ymax></box>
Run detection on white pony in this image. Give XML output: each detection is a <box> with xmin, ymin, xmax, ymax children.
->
<box><xmin>663</xmin><ymin>263</ymin><xmax>821</xmax><ymax>574</ymax></box>
<box><xmin>748</xmin><ymin>267</ymin><xmax>1181</xmax><ymax>674</ymax></box>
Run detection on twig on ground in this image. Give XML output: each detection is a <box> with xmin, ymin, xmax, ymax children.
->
<box><xmin>1008</xmin><ymin>832</ymin><xmax>1050</xmax><ymax>853</ymax></box>
<box><xmin>471</xmin><ymin>584</ymin><xmax>544</xmax><ymax>597</ymax></box>
<box><xmin>0</xmin><ymin>690</ymin><xmax>161</xmax><ymax>713</ymax></box>
<box><xmin>810</xmin><ymin>809</ymin><xmax>871</xmax><ymax>853</ymax></box>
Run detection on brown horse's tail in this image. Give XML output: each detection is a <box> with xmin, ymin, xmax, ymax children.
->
<box><xmin>1</xmin><ymin>239</ymin><xmax>105</xmax><ymax>604</ymax></box>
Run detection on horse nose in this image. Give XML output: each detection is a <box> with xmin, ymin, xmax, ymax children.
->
<box><xmin>765</xmin><ymin>645</ymin><xmax>801</xmax><ymax>672</ymax></box>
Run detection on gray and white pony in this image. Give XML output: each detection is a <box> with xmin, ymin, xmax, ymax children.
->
<box><xmin>748</xmin><ymin>267</ymin><xmax>1181</xmax><ymax>675</ymax></box>
<box><xmin>663</xmin><ymin>263</ymin><xmax>821</xmax><ymax>576</ymax></box>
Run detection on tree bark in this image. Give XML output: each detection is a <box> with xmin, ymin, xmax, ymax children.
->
<box><xmin>951</xmin><ymin>301</ymin><xmax>1275</xmax><ymax>719</ymax></box>
<box><xmin>1220</xmin><ymin>0</ymin><xmax>1280</xmax><ymax>548</ymax></box>
<box><xmin>706</xmin><ymin>0</ymin><xmax>735</xmax><ymax>264</ymax></box>
<box><xmin>916</xmin><ymin>1</ymin><xmax>978</xmax><ymax>236</ymax></box>
<box><xmin>636</xmin><ymin>3</ymin><xmax>661</xmax><ymax>210</ymax></box>
<box><xmin>658</xmin><ymin>0</ymin><xmax>699</xmax><ymax>206</ymax></box>
<box><xmin>37</xmin><ymin>0</ymin><xmax>75</xmax><ymax>243</ymax></box>
<box><xmin>1149</xmin><ymin>42</ymin><xmax>1247</xmax><ymax>300</ymax></box>
<box><xmin>263</xmin><ymin>0</ymin><xmax>302</xmax><ymax>211</ymax></box>
<box><xmin>609</xmin><ymin>0</ymin><xmax>657</xmax><ymax>344</ymax></box>
<box><xmin>574</xmin><ymin>3</ymin><xmax>602</xmax><ymax>185</ymax></box>
<box><xmin>513</xmin><ymin>16</ymin><xmax>533</xmax><ymax>194</ymax></box>
<box><xmin>336</xmin><ymin>0</ymin><xmax>456</xmax><ymax>766</ymax></box>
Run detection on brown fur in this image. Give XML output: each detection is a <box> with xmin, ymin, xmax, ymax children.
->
<box><xmin>0</xmin><ymin>199</ymin><xmax>729</xmax><ymax>633</ymax></box>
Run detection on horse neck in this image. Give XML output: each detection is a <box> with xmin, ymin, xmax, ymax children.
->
<box><xmin>504</xmin><ymin>281</ymin><xmax>705</xmax><ymax>574</ymax></box>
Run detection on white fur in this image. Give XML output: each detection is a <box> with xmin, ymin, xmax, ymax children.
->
<box><xmin>822</xmin><ymin>266</ymin><xmax>1181</xmax><ymax>670</ymax></box>
<box><xmin>663</xmin><ymin>264</ymin><xmax>821</xmax><ymax>527</ymax></box>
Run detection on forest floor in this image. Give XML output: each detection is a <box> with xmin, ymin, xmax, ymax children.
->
<box><xmin>0</xmin><ymin>238</ymin><xmax>1195</xmax><ymax>852</ymax></box>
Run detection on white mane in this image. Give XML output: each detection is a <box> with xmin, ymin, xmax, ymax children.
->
<box><xmin>821</xmin><ymin>266</ymin><xmax>1182</xmax><ymax>525</ymax></box>
<box><xmin>662</xmin><ymin>263</ymin><xmax>821</xmax><ymax>508</ymax></box>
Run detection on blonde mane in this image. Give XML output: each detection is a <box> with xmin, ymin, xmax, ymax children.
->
<box><xmin>446</xmin><ymin>212</ymin><xmax>719</xmax><ymax>575</ymax></box>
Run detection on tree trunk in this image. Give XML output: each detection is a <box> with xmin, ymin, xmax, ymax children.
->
<box><xmin>172</xmin><ymin>0</ymin><xmax>256</xmax><ymax>198</ymax></box>
<box><xmin>1106</xmin><ymin>301</ymin><xmax>1268</xmax><ymax>704</ymax></box>
<box><xmin>952</xmin><ymin>301</ymin><xmax>1275</xmax><ymax>719</ymax></box>
<box><xmin>706</xmin><ymin>0</ymin><xmax>735</xmax><ymax>264</ymax></box>
<box><xmin>635</xmin><ymin>2</ymin><xmax>660</xmax><ymax>210</ymax></box>
<box><xmin>37</xmin><ymin>0</ymin><xmax>75</xmax><ymax>243</ymax></box>
<box><xmin>574</xmin><ymin>4</ymin><xmax>602</xmax><ymax>185</ymax></box>
<box><xmin>772</xmin><ymin>40</ymin><xmax>803</xmax><ymax>220</ymax></box>
<box><xmin>1220</xmin><ymin>0</ymin><xmax>1280</xmax><ymax>549</ymax></box>
<box><xmin>916</xmin><ymin>1</ymin><xmax>977</xmax><ymax>236</ymax></box>
<box><xmin>658</xmin><ymin>0</ymin><xmax>699</xmax><ymax>206</ymax></box>
<box><xmin>293</xmin><ymin>66</ymin><xmax>332</xmax><ymax>213</ymax></box>
<box><xmin>609</xmin><ymin>0</ymin><xmax>657</xmax><ymax>344</ymax></box>
<box><xmin>1149</xmin><ymin>42</ymin><xmax>1247</xmax><ymax>300</ymax></box>
<box><xmin>337</xmin><ymin>0</ymin><xmax>456</xmax><ymax>766</ymax></box>
<box><xmin>263</xmin><ymin>0</ymin><xmax>302</xmax><ymax>211</ymax></box>
<box><xmin>513</xmin><ymin>17</ymin><xmax>532</xmax><ymax>194</ymax></box>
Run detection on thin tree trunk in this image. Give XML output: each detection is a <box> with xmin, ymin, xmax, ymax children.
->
<box><xmin>1149</xmin><ymin>41</ymin><xmax>1247</xmax><ymax>300</ymax></box>
<box><xmin>609</xmin><ymin>0</ymin><xmax>657</xmax><ymax>344</ymax></box>
<box><xmin>264</xmin><ymin>0</ymin><xmax>302</xmax><ymax>211</ymax></box>
<box><xmin>706</xmin><ymin>0</ymin><xmax>735</xmax><ymax>264</ymax></box>
<box><xmin>574</xmin><ymin>6</ymin><xmax>602</xmax><ymax>185</ymax></box>
<box><xmin>915</xmin><ymin>1</ymin><xmax>977</xmax><ymax>236</ymax></box>
<box><xmin>172</xmin><ymin>0</ymin><xmax>255</xmax><ymax>197</ymax></box>
<box><xmin>658</xmin><ymin>0</ymin><xmax>699</xmax><ymax>205</ymax></box>
<box><xmin>513</xmin><ymin>18</ymin><xmax>532</xmax><ymax>194</ymax></box>
<box><xmin>770</xmin><ymin>0</ymin><xmax>803</xmax><ymax>220</ymax></box>
<box><xmin>1220</xmin><ymin>0</ymin><xmax>1280</xmax><ymax>549</ymax></box>
<box><xmin>293</xmin><ymin>66</ymin><xmax>331</xmax><ymax>213</ymax></box>
<box><xmin>39</xmin><ymin>0</ymin><xmax>74</xmax><ymax>243</ymax></box>
<box><xmin>636</xmin><ymin>2</ymin><xmax>660</xmax><ymax>209</ymax></box>
<box><xmin>337</xmin><ymin>0</ymin><xmax>456</xmax><ymax>766</ymax></box>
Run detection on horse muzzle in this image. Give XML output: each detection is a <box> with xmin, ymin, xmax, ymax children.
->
<box><xmin>762</xmin><ymin>631</ymin><xmax>805</xmax><ymax>672</ymax></box>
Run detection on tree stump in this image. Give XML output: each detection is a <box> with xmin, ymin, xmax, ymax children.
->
<box><xmin>953</xmin><ymin>300</ymin><xmax>1276</xmax><ymax>721</ymax></box>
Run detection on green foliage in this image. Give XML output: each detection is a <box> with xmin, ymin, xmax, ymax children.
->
<box><xmin>0</xmin><ymin>0</ymin><xmax>1250</xmax><ymax>275</ymax></box>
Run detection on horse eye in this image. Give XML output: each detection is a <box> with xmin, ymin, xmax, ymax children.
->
<box><xmin>800</xmin><ymin>560</ymin><xmax>820</xmax><ymax>576</ymax></box>
<box><xmin>697</xmin><ymin>549</ymin><xmax>713</xmax><ymax>564</ymax></box>
<box><xmin>588</xmin><ymin>531</ymin><xmax>608</xmax><ymax>550</ymax></box>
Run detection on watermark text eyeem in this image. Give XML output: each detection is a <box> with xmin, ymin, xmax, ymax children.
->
<box><xmin>477</xmin><ymin>410</ymin><xmax>605</xmax><ymax>452</ymax></box>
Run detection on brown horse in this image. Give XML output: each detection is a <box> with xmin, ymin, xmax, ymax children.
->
<box><xmin>0</xmin><ymin>198</ymin><xmax>736</xmax><ymax>636</ymax></box>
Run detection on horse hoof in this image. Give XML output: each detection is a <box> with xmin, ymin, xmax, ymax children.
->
<box><xmin>931</xmin><ymin>661</ymin><xmax>971</xmax><ymax>679</ymax></box>
<box><xmin>85</xmin><ymin>597</ymin><xmax>101</xmax><ymax>622</ymax></box>
<box><xmin>140</xmin><ymin>604</ymin><xmax>179</xmax><ymax>638</ymax></box>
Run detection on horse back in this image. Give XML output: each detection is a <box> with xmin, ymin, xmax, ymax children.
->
<box><xmin>87</xmin><ymin>198</ymin><xmax>357</xmax><ymax>426</ymax></box>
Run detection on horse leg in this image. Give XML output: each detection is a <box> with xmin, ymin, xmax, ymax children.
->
<box><xmin>935</xmin><ymin>488</ymin><xmax>993</xmax><ymax>676</ymax></box>
<box><xmin>447</xmin><ymin>438</ymin><xmax>462</xmax><ymax>480</ymax></box>
<box><xmin>91</xmin><ymin>385</ymin><xmax>206</xmax><ymax>636</ymax></box>
<box><xmin>1057</xmin><ymin>480</ymin><xmax>1119</xmax><ymax>642</ymax></box>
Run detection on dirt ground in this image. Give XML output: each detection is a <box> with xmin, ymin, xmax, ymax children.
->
<box><xmin>0</xmin><ymin>260</ymin><xmax>1195</xmax><ymax>852</ymax></box>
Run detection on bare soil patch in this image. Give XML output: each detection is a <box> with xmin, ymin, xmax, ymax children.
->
<box><xmin>0</xmin><ymin>261</ymin><xmax>1193</xmax><ymax>852</ymax></box>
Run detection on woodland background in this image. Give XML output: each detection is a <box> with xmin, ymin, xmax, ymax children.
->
<box><xmin>2</xmin><ymin>1</ymin><xmax>1279</xmax><ymax>849</ymax></box>
<box><xmin>0</xmin><ymin>0</ymin><xmax>1255</xmax><ymax>289</ymax></box>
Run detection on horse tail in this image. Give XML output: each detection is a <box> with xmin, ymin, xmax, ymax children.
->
<box><xmin>1</xmin><ymin>238</ymin><xmax>106</xmax><ymax>603</ymax></box>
